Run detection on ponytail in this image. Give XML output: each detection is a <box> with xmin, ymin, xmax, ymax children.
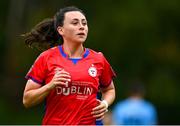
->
<box><xmin>22</xmin><ymin>6</ymin><xmax>85</xmax><ymax>51</ymax></box>
<box><xmin>22</xmin><ymin>18</ymin><xmax>62</xmax><ymax>51</ymax></box>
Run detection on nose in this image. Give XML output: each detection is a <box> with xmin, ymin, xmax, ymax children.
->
<box><xmin>79</xmin><ymin>23</ymin><xmax>85</xmax><ymax>30</ymax></box>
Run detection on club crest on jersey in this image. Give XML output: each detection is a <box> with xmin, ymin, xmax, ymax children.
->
<box><xmin>88</xmin><ymin>65</ymin><xmax>97</xmax><ymax>77</ymax></box>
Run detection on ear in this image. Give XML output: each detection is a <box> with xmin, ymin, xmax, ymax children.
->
<box><xmin>57</xmin><ymin>26</ymin><xmax>63</xmax><ymax>35</ymax></box>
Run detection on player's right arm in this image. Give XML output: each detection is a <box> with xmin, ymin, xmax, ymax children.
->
<box><xmin>23</xmin><ymin>69</ymin><xmax>71</xmax><ymax>108</ymax></box>
<box><xmin>23</xmin><ymin>79</ymin><xmax>52</xmax><ymax>108</ymax></box>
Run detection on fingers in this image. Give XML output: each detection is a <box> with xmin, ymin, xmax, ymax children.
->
<box><xmin>54</xmin><ymin>76</ymin><xmax>71</xmax><ymax>83</ymax></box>
<box><xmin>92</xmin><ymin>99</ymin><xmax>106</xmax><ymax>111</ymax></box>
<box><xmin>53</xmin><ymin>80</ymin><xmax>70</xmax><ymax>86</ymax></box>
<box><xmin>52</xmin><ymin>69</ymin><xmax>71</xmax><ymax>87</ymax></box>
<box><xmin>55</xmin><ymin>69</ymin><xmax>71</xmax><ymax>78</ymax></box>
<box><xmin>92</xmin><ymin>100</ymin><xmax>108</xmax><ymax>119</ymax></box>
<box><xmin>92</xmin><ymin>105</ymin><xmax>106</xmax><ymax>112</ymax></box>
<box><xmin>92</xmin><ymin>108</ymin><xmax>108</xmax><ymax>119</ymax></box>
<box><xmin>92</xmin><ymin>108</ymin><xmax>107</xmax><ymax>116</ymax></box>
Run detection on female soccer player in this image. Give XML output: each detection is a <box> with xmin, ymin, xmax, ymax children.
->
<box><xmin>22</xmin><ymin>6</ymin><xmax>116</xmax><ymax>125</ymax></box>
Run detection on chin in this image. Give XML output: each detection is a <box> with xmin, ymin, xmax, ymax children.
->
<box><xmin>77</xmin><ymin>41</ymin><xmax>85</xmax><ymax>44</ymax></box>
<box><xmin>76</xmin><ymin>39</ymin><xmax>86</xmax><ymax>43</ymax></box>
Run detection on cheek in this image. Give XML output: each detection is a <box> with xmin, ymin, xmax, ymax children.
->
<box><xmin>66</xmin><ymin>28</ymin><xmax>75</xmax><ymax>36</ymax></box>
<box><xmin>85</xmin><ymin>27</ymin><xmax>88</xmax><ymax>34</ymax></box>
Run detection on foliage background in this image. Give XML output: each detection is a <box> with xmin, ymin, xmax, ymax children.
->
<box><xmin>0</xmin><ymin>0</ymin><xmax>179</xmax><ymax>124</ymax></box>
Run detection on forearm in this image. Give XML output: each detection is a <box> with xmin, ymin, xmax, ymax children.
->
<box><xmin>23</xmin><ymin>69</ymin><xmax>71</xmax><ymax>108</ymax></box>
<box><xmin>23</xmin><ymin>84</ymin><xmax>52</xmax><ymax>108</ymax></box>
<box><xmin>102</xmin><ymin>88</ymin><xmax>115</xmax><ymax>107</ymax></box>
<box><xmin>101</xmin><ymin>82</ymin><xmax>116</xmax><ymax>107</ymax></box>
<box><xmin>92</xmin><ymin>82</ymin><xmax>115</xmax><ymax>119</ymax></box>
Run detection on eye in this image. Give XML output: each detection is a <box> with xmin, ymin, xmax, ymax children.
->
<box><xmin>72</xmin><ymin>22</ymin><xmax>78</xmax><ymax>25</ymax></box>
<box><xmin>82</xmin><ymin>21</ymin><xmax>87</xmax><ymax>26</ymax></box>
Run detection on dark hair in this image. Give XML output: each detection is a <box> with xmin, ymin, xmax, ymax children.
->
<box><xmin>127</xmin><ymin>82</ymin><xmax>145</xmax><ymax>97</ymax></box>
<box><xmin>22</xmin><ymin>6</ymin><xmax>85</xmax><ymax>51</ymax></box>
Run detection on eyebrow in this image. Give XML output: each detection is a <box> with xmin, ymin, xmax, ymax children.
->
<box><xmin>72</xmin><ymin>18</ymin><xmax>86</xmax><ymax>21</ymax></box>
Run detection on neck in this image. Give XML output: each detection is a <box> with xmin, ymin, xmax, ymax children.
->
<box><xmin>62</xmin><ymin>42</ymin><xmax>84</xmax><ymax>58</ymax></box>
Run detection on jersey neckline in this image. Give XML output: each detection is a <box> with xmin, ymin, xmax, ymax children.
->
<box><xmin>58</xmin><ymin>45</ymin><xmax>90</xmax><ymax>64</ymax></box>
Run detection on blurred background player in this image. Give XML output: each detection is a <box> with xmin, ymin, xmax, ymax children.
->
<box><xmin>112</xmin><ymin>82</ymin><xmax>157</xmax><ymax>125</ymax></box>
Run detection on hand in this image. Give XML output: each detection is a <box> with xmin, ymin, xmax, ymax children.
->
<box><xmin>92</xmin><ymin>99</ymin><xmax>108</xmax><ymax>120</ymax></box>
<box><xmin>48</xmin><ymin>69</ymin><xmax>71</xmax><ymax>90</ymax></box>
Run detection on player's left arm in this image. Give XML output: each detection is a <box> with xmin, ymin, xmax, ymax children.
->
<box><xmin>92</xmin><ymin>81</ymin><xmax>115</xmax><ymax>120</ymax></box>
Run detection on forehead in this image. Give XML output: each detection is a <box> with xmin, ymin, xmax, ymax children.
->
<box><xmin>64</xmin><ymin>11</ymin><xmax>86</xmax><ymax>20</ymax></box>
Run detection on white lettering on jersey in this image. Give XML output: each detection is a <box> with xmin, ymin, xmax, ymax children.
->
<box><xmin>56</xmin><ymin>81</ymin><xmax>94</xmax><ymax>99</ymax></box>
<box><xmin>56</xmin><ymin>86</ymin><xmax>93</xmax><ymax>95</ymax></box>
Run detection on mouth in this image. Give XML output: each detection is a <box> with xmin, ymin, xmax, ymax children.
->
<box><xmin>77</xmin><ymin>33</ymin><xmax>85</xmax><ymax>36</ymax></box>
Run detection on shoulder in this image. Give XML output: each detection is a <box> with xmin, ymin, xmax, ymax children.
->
<box><xmin>113</xmin><ymin>100</ymin><xmax>130</xmax><ymax>115</ymax></box>
<box><xmin>114</xmin><ymin>99</ymin><xmax>129</xmax><ymax>109</ymax></box>
<box><xmin>144</xmin><ymin>100</ymin><xmax>156</xmax><ymax>110</ymax></box>
<box><xmin>88</xmin><ymin>48</ymin><xmax>105</xmax><ymax>60</ymax></box>
<box><xmin>39</xmin><ymin>46</ymin><xmax>58</xmax><ymax>58</ymax></box>
<box><xmin>34</xmin><ymin>46</ymin><xmax>58</xmax><ymax>64</ymax></box>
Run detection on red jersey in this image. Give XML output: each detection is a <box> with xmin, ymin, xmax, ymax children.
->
<box><xmin>26</xmin><ymin>45</ymin><xmax>116</xmax><ymax>125</ymax></box>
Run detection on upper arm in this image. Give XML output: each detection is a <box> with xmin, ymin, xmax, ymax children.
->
<box><xmin>99</xmin><ymin>53</ymin><xmax>116</xmax><ymax>88</ymax></box>
<box><xmin>25</xmin><ymin>52</ymin><xmax>48</xmax><ymax>85</ymax></box>
<box><xmin>24</xmin><ymin>79</ymin><xmax>42</xmax><ymax>93</ymax></box>
<box><xmin>23</xmin><ymin>79</ymin><xmax>44</xmax><ymax>108</ymax></box>
<box><xmin>100</xmin><ymin>81</ymin><xmax>115</xmax><ymax>93</ymax></box>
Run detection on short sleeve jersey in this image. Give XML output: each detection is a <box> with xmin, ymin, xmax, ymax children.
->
<box><xmin>26</xmin><ymin>45</ymin><xmax>116</xmax><ymax>125</ymax></box>
<box><xmin>112</xmin><ymin>98</ymin><xmax>157</xmax><ymax>125</ymax></box>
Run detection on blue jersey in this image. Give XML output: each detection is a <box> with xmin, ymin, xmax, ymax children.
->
<box><xmin>112</xmin><ymin>98</ymin><xmax>157</xmax><ymax>125</ymax></box>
